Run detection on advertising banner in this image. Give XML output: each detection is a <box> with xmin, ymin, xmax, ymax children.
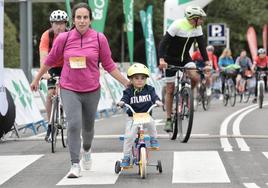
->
<box><xmin>123</xmin><ymin>0</ymin><xmax>134</xmax><ymax>63</ymax></box>
<box><xmin>4</xmin><ymin>69</ymin><xmax>44</xmax><ymax>126</ymax></box>
<box><xmin>140</xmin><ymin>5</ymin><xmax>157</xmax><ymax>73</ymax></box>
<box><xmin>88</xmin><ymin>0</ymin><xmax>109</xmax><ymax>33</ymax></box>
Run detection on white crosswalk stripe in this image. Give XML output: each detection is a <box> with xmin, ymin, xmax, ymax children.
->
<box><xmin>57</xmin><ymin>153</ymin><xmax>122</xmax><ymax>185</ymax></box>
<box><xmin>0</xmin><ymin>155</ymin><xmax>43</xmax><ymax>185</ymax></box>
<box><xmin>172</xmin><ymin>151</ymin><xmax>230</xmax><ymax>183</ymax></box>
<box><xmin>1</xmin><ymin>151</ymin><xmax>268</xmax><ymax>186</ymax></box>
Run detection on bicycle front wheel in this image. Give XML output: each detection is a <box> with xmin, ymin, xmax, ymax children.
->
<box><xmin>51</xmin><ymin>97</ymin><xmax>59</xmax><ymax>153</ymax></box>
<box><xmin>139</xmin><ymin>147</ymin><xmax>147</xmax><ymax>179</ymax></box>
<box><xmin>170</xmin><ymin>93</ymin><xmax>179</xmax><ymax>140</ymax></box>
<box><xmin>228</xmin><ymin>80</ymin><xmax>236</xmax><ymax>107</ymax></box>
<box><xmin>178</xmin><ymin>87</ymin><xmax>194</xmax><ymax>143</ymax></box>
<box><xmin>258</xmin><ymin>82</ymin><xmax>264</xmax><ymax>108</ymax></box>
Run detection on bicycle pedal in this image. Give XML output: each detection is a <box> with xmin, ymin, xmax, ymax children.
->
<box><xmin>148</xmin><ymin>147</ymin><xmax>160</xmax><ymax>151</ymax></box>
<box><xmin>121</xmin><ymin>165</ymin><xmax>133</xmax><ymax>170</ymax></box>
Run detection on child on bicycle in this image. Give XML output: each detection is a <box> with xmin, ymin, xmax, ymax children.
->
<box><xmin>118</xmin><ymin>63</ymin><xmax>162</xmax><ymax>168</ymax></box>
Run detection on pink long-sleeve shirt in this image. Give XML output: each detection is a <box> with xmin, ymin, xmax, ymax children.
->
<box><xmin>45</xmin><ymin>28</ymin><xmax>117</xmax><ymax>92</ymax></box>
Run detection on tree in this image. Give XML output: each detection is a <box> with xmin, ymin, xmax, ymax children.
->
<box><xmin>4</xmin><ymin>13</ymin><xmax>19</xmax><ymax>68</ymax></box>
<box><xmin>205</xmin><ymin>0</ymin><xmax>268</xmax><ymax>58</ymax></box>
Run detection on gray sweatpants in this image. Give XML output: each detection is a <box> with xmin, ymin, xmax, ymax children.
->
<box><xmin>61</xmin><ymin>88</ymin><xmax>100</xmax><ymax>164</ymax></box>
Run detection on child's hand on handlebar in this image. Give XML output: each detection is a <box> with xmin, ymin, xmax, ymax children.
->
<box><xmin>117</xmin><ymin>101</ymin><xmax>125</xmax><ymax>107</ymax></box>
<box><xmin>155</xmin><ymin>100</ymin><xmax>163</xmax><ymax>107</ymax></box>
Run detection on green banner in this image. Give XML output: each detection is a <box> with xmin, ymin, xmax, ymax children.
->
<box><xmin>65</xmin><ymin>0</ymin><xmax>72</xmax><ymax>28</ymax></box>
<box><xmin>139</xmin><ymin>5</ymin><xmax>157</xmax><ymax>73</ymax></box>
<box><xmin>88</xmin><ymin>0</ymin><xmax>109</xmax><ymax>33</ymax></box>
<box><xmin>123</xmin><ymin>0</ymin><xmax>134</xmax><ymax>64</ymax></box>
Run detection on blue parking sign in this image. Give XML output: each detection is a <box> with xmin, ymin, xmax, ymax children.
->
<box><xmin>207</xmin><ymin>23</ymin><xmax>226</xmax><ymax>46</ymax></box>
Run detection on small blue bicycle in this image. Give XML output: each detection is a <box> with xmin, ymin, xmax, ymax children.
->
<box><xmin>114</xmin><ymin>103</ymin><xmax>162</xmax><ymax>179</ymax></box>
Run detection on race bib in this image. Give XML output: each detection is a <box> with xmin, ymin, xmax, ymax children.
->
<box><xmin>69</xmin><ymin>56</ymin><xmax>86</xmax><ymax>69</ymax></box>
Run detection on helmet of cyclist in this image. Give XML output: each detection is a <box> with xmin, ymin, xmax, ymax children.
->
<box><xmin>127</xmin><ymin>63</ymin><xmax>150</xmax><ymax>78</ymax></box>
<box><xmin>257</xmin><ymin>48</ymin><xmax>266</xmax><ymax>55</ymax></box>
<box><xmin>184</xmin><ymin>6</ymin><xmax>207</xmax><ymax>19</ymax></box>
<box><xmin>206</xmin><ymin>45</ymin><xmax>214</xmax><ymax>52</ymax></box>
<box><xmin>49</xmin><ymin>10</ymin><xmax>69</xmax><ymax>22</ymax></box>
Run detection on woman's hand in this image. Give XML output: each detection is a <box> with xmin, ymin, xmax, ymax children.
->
<box><xmin>30</xmin><ymin>79</ymin><xmax>40</xmax><ymax>92</ymax></box>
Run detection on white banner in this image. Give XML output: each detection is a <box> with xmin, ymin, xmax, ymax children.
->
<box><xmin>98</xmin><ymin>72</ymin><xmax>114</xmax><ymax>111</ymax></box>
<box><xmin>164</xmin><ymin>0</ymin><xmax>213</xmax><ymax>32</ymax></box>
<box><xmin>0</xmin><ymin>0</ymin><xmax>8</xmax><ymax>116</ymax></box>
<box><xmin>4</xmin><ymin>68</ymin><xmax>44</xmax><ymax>125</ymax></box>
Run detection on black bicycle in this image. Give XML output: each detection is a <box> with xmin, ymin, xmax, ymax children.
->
<box><xmin>49</xmin><ymin>76</ymin><xmax>66</xmax><ymax>153</ymax></box>
<box><xmin>222</xmin><ymin>69</ymin><xmax>237</xmax><ymax>107</ymax></box>
<box><xmin>195</xmin><ymin>68</ymin><xmax>211</xmax><ymax>111</ymax></box>
<box><xmin>167</xmin><ymin>65</ymin><xmax>195</xmax><ymax>143</ymax></box>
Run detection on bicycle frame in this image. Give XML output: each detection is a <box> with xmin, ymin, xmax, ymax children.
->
<box><xmin>168</xmin><ymin>65</ymin><xmax>195</xmax><ymax>143</ymax></box>
<box><xmin>48</xmin><ymin>76</ymin><xmax>66</xmax><ymax>153</ymax></box>
<box><xmin>115</xmin><ymin>103</ymin><xmax>162</xmax><ymax>178</ymax></box>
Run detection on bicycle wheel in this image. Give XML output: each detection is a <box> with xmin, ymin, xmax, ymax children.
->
<box><xmin>51</xmin><ymin>97</ymin><xmax>59</xmax><ymax>153</ymax></box>
<box><xmin>223</xmin><ymin>81</ymin><xmax>228</xmax><ymax>106</ymax></box>
<box><xmin>170</xmin><ymin>93</ymin><xmax>179</xmax><ymax>140</ymax></box>
<box><xmin>258</xmin><ymin>82</ymin><xmax>264</xmax><ymax>108</ymax></box>
<box><xmin>59</xmin><ymin>109</ymin><xmax>66</xmax><ymax>148</ymax></box>
<box><xmin>228</xmin><ymin>79</ymin><xmax>236</xmax><ymax>107</ymax></box>
<box><xmin>242</xmin><ymin>81</ymin><xmax>250</xmax><ymax>103</ymax></box>
<box><xmin>200</xmin><ymin>84</ymin><xmax>210</xmax><ymax>111</ymax></box>
<box><xmin>177</xmin><ymin>87</ymin><xmax>194</xmax><ymax>143</ymax></box>
<box><xmin>139</xmin><ymin>147</ymin><xmax>147</xmax><ymax>179</ymax></box>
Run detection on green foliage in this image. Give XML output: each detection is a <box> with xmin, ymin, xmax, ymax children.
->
<box><xmin>4</xmin><ymin>0</ymin><xmax>268</xmax><ymax>65</ymax></box>
<box><xmin>205</xmin><ymin>0</ymin><xmax>268</xmax><ymax>58</ymax></box>
<box><xmin>4</xmin><ymin>13</ymin><xmax>19</xmax><ymax>68</ymax></box>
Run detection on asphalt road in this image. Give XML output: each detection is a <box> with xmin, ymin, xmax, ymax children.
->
<box><xmin>1</xmin><ymin>97</ymin><xmax>268</xmax><ymax>188</ymax></box>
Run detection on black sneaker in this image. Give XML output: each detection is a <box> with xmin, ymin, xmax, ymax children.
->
<box><xmin>164</xmin><ymin>120</ymin><xmax>173</xmax><ymax>132</ymax></box>
<box><xmin>252</xmin><ymin>97</ymin><xmax>257</xmax><ymax>103</ymax></box>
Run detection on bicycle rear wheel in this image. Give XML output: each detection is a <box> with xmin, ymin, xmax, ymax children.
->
<box><xmin>200</xmin><ymin>84</ymin><xmax>210</xmax><ymax>111</ymax></box>
<box><xmin>178</xmin><ymin>87</ymin><xmax>194</xmax><ymax>143</ymax></box>
<box><xmin>51</xmin><ymin>97</ymin><xmax>59</xmax><ymax>153</ymax></box>
<box><xmin>258</xmin><ymin>82</ymin><xmax>264</xmax><ymax>108</ymax></box>
<box><xmin>228</xmin><ymin>80</ymin><xmax>236</xmax><ymax>106</ymax></box>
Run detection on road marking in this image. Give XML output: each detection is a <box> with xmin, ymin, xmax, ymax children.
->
<box><xmin>233</xmin><ymin>103</ymin><xmax>268</xmax><ymax>151</ymax></box>
<box><xmin>220</xmin><ymin>104</ymin><xmax>257</xmax><ymax>152</ymax></box>
<box><xmin>57</xmin><ymin>153</ymin><xmax>122</xmax><ymax>185</ymax></box>
<box><xmin>232</xmin><ymin>106</ymin><xmax>258</xmax><ymax>151</ymax></box>
<box><xmin>243</xmin><ymin>183</ymin><xmax>261</xmax><ymax>188</ymax></box>
<box><xmin>262</xmin><ymin>152</ymin><xmax>268</xmax><ymax>159</ymax></box>
<box><xmin>172</xmin><ymin>151</ymin><xmax>230</xmax><ymax>183</ymax></box>
<box><xmin>0</xmin><ymin>155</ymin><xmax>43</xmax><ymax>185</ymax></box>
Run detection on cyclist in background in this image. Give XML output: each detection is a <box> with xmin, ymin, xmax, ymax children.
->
<box><xmin>158</xmin><ymin>6</ymin><xmax>209</xmax><ymax>132</ymax></box>
<box><xmin>235</xmin><ymin>49</ymin><xmax>253</xmax><ymax>93</ymax></box>
<box><xmin>252</xmin><ymin>48</ymin><xmax>268</xmax><ymax>103</ymax></box>
<box><xmin>218</xmin><ymin>48</ymin><xmax>237</xmax><ymax>99</ymax></box>
<box><xmin>206</xmin><ymin>45</ymin><xmax>219</xmax><ymax>72</ymax></box>
<box><xmin>39</xmin><ymin>10</ymin><xmax>68</xmax><ymax>142</ymax></box>
<box><xmin>191</xmin><ymin>44</ymin><xmax>215</xmax><ymax>95</ymax></box>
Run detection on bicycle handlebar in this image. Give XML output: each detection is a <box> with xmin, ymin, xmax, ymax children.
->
<box><xmin>122</xmin><ymin>103</ymin><xmax>158</xmax><ymax>114</ymax></box>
